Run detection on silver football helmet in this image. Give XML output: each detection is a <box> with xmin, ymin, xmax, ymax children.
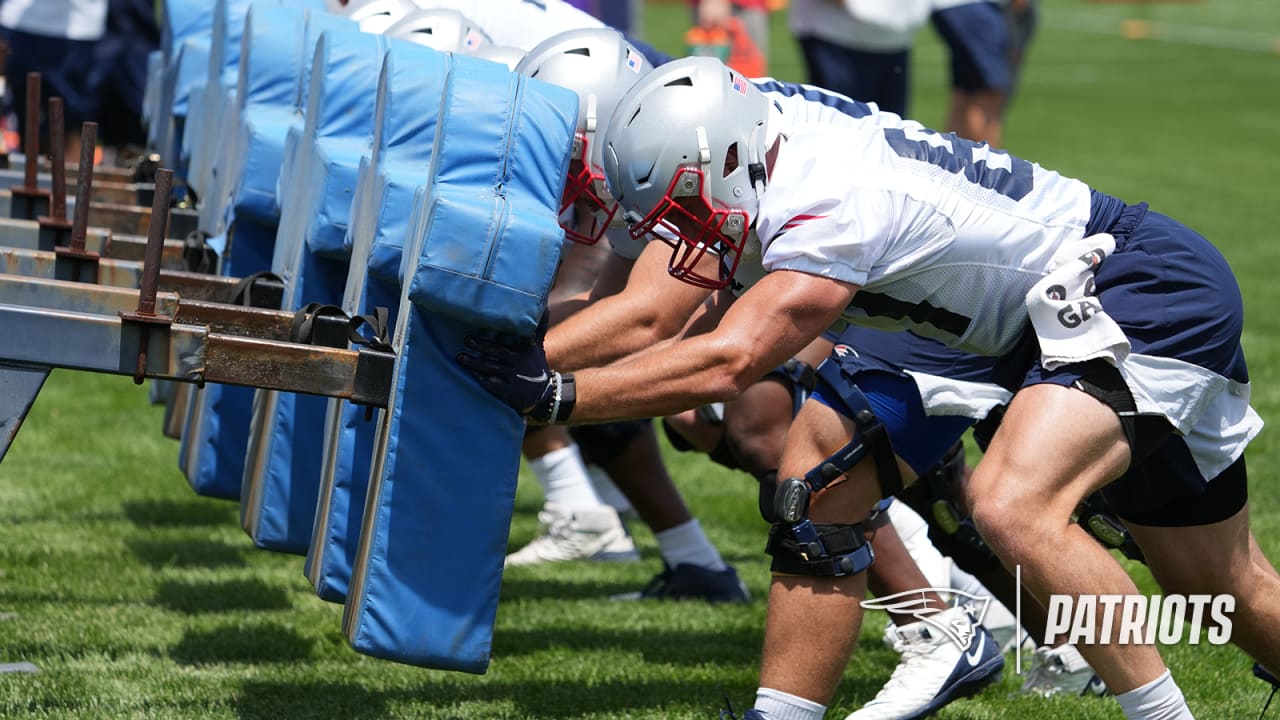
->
<box><xmin>602</xmin><ymin>56</ymin><xmax>772</xmax><ymax>289</ymax></box>
<box><xmin>515</xmin><ymin>28</ymin><xmax>652</xmax><ymax>245</ymax></box>
<box><xmin>382</xmin><ymin>8</ymin><xmax>491</xmax><ymax>52</ymax></box>
<box><xmin>338</xmin><ymin>0</ymin><xmax>422</xmax><ymax>34</ymax></box>
<box><xmin>470</xmin><ymin>44</ymin><xmax>526</xmax><ymax>71</ymax></box>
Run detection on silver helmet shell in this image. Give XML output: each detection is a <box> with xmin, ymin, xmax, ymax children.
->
<box><xmin>470</xmin><ymin>44</ymin><xmax>526</xmax><ymax>71</ymax></box>
<box><xmin>338</xmin><ymin>0</ymin><xmax>422</xmax><ymax>34</ymax></box>
<box><xmin>602</xmin><ymin>56</ymin><xmax>771</xmax><ymax>289</ymax></box>
<box><xmin>382</xmin><ymin>8</ymin><xmax>491</xmax><ymax>53</ymax></box>
<box><xmin>515</xmin><ymin>27</ymin><xmax>652</xmax><ymax>245</ymax></box>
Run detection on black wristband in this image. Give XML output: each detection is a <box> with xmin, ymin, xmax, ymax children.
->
<box><xmin>554</xmin><ymin>373</ymin><xmax>576</xmax><ymax>422</ymax></box>
<box><xmin>529</xmin><ymin>371</ymin><xmax>576</xmax><ymax>424</ymax></box>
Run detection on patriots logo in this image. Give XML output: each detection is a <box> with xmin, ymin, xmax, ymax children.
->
<box><xmin>832</xmin><ymin>344</ymin><xmax>858</xmax><ymax>359</ymax></box>
<box><xmin>860</xmin><ymin>589</ymin><xmax>992</xmax><ymax>650</ymax></box>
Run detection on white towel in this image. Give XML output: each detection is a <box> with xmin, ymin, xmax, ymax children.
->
<box><xmin>1025</xmin><ymin>233</ymin><xmax>1130</xmax><ymax>371</ymax></box>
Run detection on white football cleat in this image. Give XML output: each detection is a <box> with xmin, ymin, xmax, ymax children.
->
<box><xmin>1019</xmin><ymin>644</ymin><xmax>1110</xmax><ymax>697</ymax></box>
<box><xmin>504</xmin><ymin>503</ymin><xmax>639</xmax><ymax>567</ymax></box>
<box><xmin>847</xmin><ymin>606</ymin><xmax>1004</xmax><ymax>720</ymax></box>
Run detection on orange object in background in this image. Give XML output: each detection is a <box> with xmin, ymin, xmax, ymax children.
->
<box><xmin>724</xmin><ymin>15</ymin><xmax>767</xmax><ymax>77</ymax></box>
<box><xmin>685</xmin><ymin>23</ymin><xmax>730</xmax><ymax>61</ymax></box>
<box><xmin>686</xmin><ymin>16</ymin><xmax>767</xmax><ymax>77</ymax></box>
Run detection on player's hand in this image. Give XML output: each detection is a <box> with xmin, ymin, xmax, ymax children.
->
<box><xmin>456</xmin><ymin>312</ymin><xmax>576</xmax><ymax>423</ymax></box>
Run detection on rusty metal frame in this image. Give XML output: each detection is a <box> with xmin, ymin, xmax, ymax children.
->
<box><xmin>0</xmin><ymin>301</ymin><xmax>393</xmax><ymax>406</ymax></box>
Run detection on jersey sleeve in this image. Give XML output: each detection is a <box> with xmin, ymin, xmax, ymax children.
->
<box><xmin>757</xmin><ymin>176</ymin><xmax>899</xmax><ymax>288</ymax></box>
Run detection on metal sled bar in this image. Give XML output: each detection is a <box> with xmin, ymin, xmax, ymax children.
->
<box><xmin>0</xmin><ymin>303</ymin><xmax>393</xmax><ymax>407</ymax></box>
<box><xmin>0</xmin><ymin>247</ymin><xmax>283</xmax><ymax>306</ymax></box>
<box><xmin>0</xmin><ymin>218</ymin><xmax>187</xmax><ymax>267</ymax></box>
<box><xmin>0</xmin><ymin>274</ymin><xmax>347</xmax><ymax>342</ymax></box>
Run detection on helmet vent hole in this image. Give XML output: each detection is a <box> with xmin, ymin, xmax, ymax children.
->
<box><xmin>723</xmin><ymin>142</ymin><xmax>739</xmax><ymax>178</ymax></box>
<box><xmin>625</xmin><ymin>106</ymin><xmax>642</xmax><ymax>127</ymax></box>
<box><xmin>664</xmin><ymin>77</ymin><xmax>694</xmax><ymax>88</ymax></box>
<box><xmin>566</xmin><ymin>47</ymin><xmax>590</xmax><ymax>56</ymax></box>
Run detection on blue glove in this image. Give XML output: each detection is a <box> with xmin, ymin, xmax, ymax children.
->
<box><xmin>456</xmin><ymin>314</ymin><xmax>576</xmax><ymax>423</ymax></box>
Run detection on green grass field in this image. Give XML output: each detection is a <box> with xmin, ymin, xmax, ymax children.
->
<box><xmin>3</xmin><ymin>1</ymin><xmax>1280</xmax><ymax>718</ymax></box>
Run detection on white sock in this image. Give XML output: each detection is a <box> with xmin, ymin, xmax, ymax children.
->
<box><xmin>586</xmin><ymin>464</ymin><xmax>634</xmax><ymax>514</ymax></box>
<box><xmin>1116</xmin><ymin>670</ymin><xmax>1195</xmax><ymax>720</ymax></box>
<box><xmin>755</xmin><ymin>688</ymin><xmax>825</xmax><ymax>720</ymax></box>
<box><xmin>528</xmin><ymin>445</ymin><xmax>603</xmax><ymax>509</ymax></box>
<box><xmin>885</xmin><ymin>500</ymin><xmax>952</xmax><ymax>589</ymax></box>
<box><xmin>654</xmin><ymin>519</ymin><xmax>725</xmax><ymax>571</ymax></box>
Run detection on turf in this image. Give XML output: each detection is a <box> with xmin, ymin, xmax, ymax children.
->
<box><xmin>3</xmin><ymin>1</ymin><xmax>1280</xmax><ymax>718</ymax></box>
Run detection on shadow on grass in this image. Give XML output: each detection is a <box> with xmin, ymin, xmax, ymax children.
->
<box><xmin>491</xmin><ymin>622</ymin><xmax>763</xmax><ymax>668</ymax></box>
<box><xmin>498</xmin><ymin>574</ymin><xmax>649</xmax><ymax>603</ymax></box>
<box><xmin>122</xmin><ymin>498</ymin><xmax>239</xmax><ymax>528</ymax></box>
<box><xmin>153</xmin><ymin>577</ymin><xmax>292</xmax><ymax>614</ymax></box>
<box><xmin>345</xmin><ymin>675</ymin><xmax>758</xmax><ymax>718</ymax></box>
<box><xmin>170</xmin><ymin>622</ymin><xmax>315</xmax><ymax>665</ymax></box>
<box><xmin>235</xmin><ymin>681</ymin><xmax>390</xmax><ymax>720</ymax></box>
<box><xmin>127</xmin><ymin>536</ymin><xmax>248</xmax><ymax>570</ymax></box>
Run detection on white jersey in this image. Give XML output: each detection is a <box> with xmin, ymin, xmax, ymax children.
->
<box><xmin>789</xmin><ymin>0</ymin><xmax>931</xmax><ymax>52</ymax></box>
<box><xmin>0</xmin><ymin>0</ymin><xmax>106</xmax><ymax>40</ymax></box>
<box><xmin>411</xmin><ymin>0</ymin><xmax>606</xmax><ymax>50</ymax></box>
<box><xmin>748</xmin><ymin>116</ymin><xmax>1092</xmax><ymax>357</ymax></box>
<box><xmin>610</xmin><ymin>78</ymin><xmax>897</xmax><ymax>261</ymax></box>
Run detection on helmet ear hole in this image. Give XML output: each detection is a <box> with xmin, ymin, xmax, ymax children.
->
<box><xmin>723</xmin><ymin>142</ymin><xmax>740</xmax><ymax>178</ymax></box>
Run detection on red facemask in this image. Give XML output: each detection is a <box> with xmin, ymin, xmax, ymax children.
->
<box><xmin>627</xmin><ymin>166</ymin><xmax>748</xmax><ymax>290</ymax></box>
<box><xmin>558</xmin><ymin>132</ymin><xmax>619</xmax><ymax>245</ymax></box>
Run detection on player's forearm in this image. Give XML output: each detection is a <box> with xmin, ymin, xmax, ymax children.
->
<box><xmin>568</xmin><ymin>333</ymin><xmax>761</xmax><ymax>423</ymax></box>
<box><xmin>545</xmin><ymin>294</ymin><xmax>677</xmax><ymax>370</ymax></box>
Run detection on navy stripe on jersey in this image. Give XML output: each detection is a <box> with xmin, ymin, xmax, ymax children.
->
<box><xmin>751</xmin><ymin>78</ymin><xmax>874</xmax><ymax>120</ymax></box>
<box><xmin>849</xmin><ymin>291</ymin><xmax>973</xmax><ymax>339</ymax></box>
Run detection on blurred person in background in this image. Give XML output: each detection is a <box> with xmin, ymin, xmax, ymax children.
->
<box><xmin>787</xmin><ymin>0</ymin><xmax>931</xmax><ymax>117</ymax></box>
<box><xmin>0</xmin><ymin>0</ymin><xmax>108</xmax><ymax>162</ymax></box>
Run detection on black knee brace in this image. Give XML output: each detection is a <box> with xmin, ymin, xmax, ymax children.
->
<box><xmin>772</xmin><ymin>384</ymin><xmax>901</xmax><ymax>525</ymax></box>
<box><xmin>762</xmin><ymin>357</ymin><xmax>818</xmax><ymax>418</ymax></box>
<box><xmin>765</xmin><ymin>520</ymin><xmax>875</xmax><ymax>577</ymax></box>
<box><xmin>1076</xmin><ymin>492</ymin><xmax>1146</xmax><ymax>564</ymax></box>
<box><xmin>899</xmin><ymin>440</ymin><xmax>1004</xmax><ymax>574</ymax></box>
<box><xmin>758</xmin><ymin>470</ymin><xmax>779</xmax><ymax>523</ymax></box>
<box><xmin>568</xmin><ymin>420</ymin><xmax>649</xmax><ymax>466</ymax></box>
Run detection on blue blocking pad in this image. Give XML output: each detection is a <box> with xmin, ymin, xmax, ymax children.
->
<box><xmin>232</xmin><ymin>10</ymin><xmax>355</xmax><ymax>224</ymax></box>
<box><xmin>155</xmin><ymin>40</ymin><xmax>209</xmax><ymax>176</ymax></box>
<box><xmin>152</xmin><ymin>0</ymin><xmax>215</xmax><ymax>165</ymax></box>
<box><xmin>177</xmin><ymin>220</ymin><xmax>277</xmax><ymax>501</ymax></box>
<box><xmin>343</xmin><ymin>58</ymin><xmax>576</xmax><ymax>672</ymax></box>
<box><xmin>231</xmin><ymin>9</ymin><xmax>356</xmax><ymax>225</ymax></box>
<box><xmin>185</xmin><ymin>0</ymin><xmax>252</xmax><ymax>204</ymax></box>
<box><xmin>240</xmin><ymin>29</ymin><xmax>388</xmax><ymax>555</ymax></box>
<box><xmin>407</xmin><ymin>62</ymin><xmax>574</xmax><ymax>336</ymax></box>
<box><xmin>307</xmin><ymin>42</ymin><xmax>450</xmax><ymax>603</ymax></box>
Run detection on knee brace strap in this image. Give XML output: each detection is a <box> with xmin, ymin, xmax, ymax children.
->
<box><xmin>920</xmin><ymin>442</ymin><xmax>1000</xmax><ymax>567</ymax></box>
<box><xmin>766</xmin><ymin>520</ymin><xmax>875</xmax><ymax>577</ymax></box>
<box><xmin>1077</xmin><ymin>492</ymin><xmax>1146</xmax><ymax>563</ymax></box>
<box><xmin>773</xmin><ymin>384</ymin><xmax>901</xmax><ymax>524</ymax></box>
<box><xmin>763</xmin><ymin>358</ymin><xmax>818</xmax><ymax>417</ymax></box>
<box><xmin>708</xmin><ymin>433</ymin><xmax>743</xmax><ymax>471</ymax></box>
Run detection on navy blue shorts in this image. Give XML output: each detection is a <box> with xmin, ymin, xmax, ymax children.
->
<box><xmin>930</xmin><ymin>2</ymin><xmax>1011</xmax><ymax>93</ymax></box>
<box><xmin>1022</xmin><ymin>202</ymin><xmax>1248</xmax><ymax>412</ymax></box>
<box><xmin>0</xmin><ymin>28</ymin><xmax>102</xmax><ymax>136</ymax></box>
<box><xmin>810</xmin><ymin>327</ymin><xmax>986</xmax><ymax>475</ymax></box>
<box><xmin>1015</xmin><ymin>195</ymin><xmax>1250</xmax><ymax>526</ymax></box>
<box><xmin>796</xmin><ymin>35</ymin><xmax>910</xmax><ymax>116</ymax></box>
